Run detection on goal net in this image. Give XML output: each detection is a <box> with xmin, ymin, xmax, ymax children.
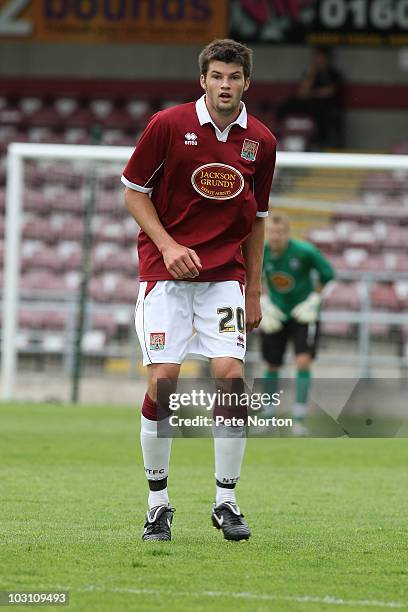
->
<box><xmin>1</xmin><ymin>144</ymin><xmax>408</xmax><ymax>402</ymax></box>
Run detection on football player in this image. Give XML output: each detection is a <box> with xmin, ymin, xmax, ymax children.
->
<box><xmin>122</xmin><ymin>39</ymin><xmax>277</xmax><ymax>541</ymax></box>
<box><xmin>260</xmin><ymin>213</ymin><xmax>335</xmax><ymax>432</ymax></box>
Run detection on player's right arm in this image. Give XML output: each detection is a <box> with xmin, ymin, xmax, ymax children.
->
<box><xmin>122</xmin><ymin>112</ymin><xmax>201</xmax><ymax>279</ymax></box>
<box><xmin>124</xmin><ymin>188</ymin><xmax>201</xmax><ymax>279</ymax></box>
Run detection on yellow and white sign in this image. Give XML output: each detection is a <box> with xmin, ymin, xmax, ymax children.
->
<box><xmin>0</xmin><ymin>0</ymin><xmax>228</xmax><ymax>44</ymax></box>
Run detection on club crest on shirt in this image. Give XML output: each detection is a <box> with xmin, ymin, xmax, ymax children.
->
<box><xmin>270</xmin><ymin>272</ymin><xmax>294</xmax><ymax>293</ymax></box>
<box><xmin>150</xmin><ymin>332</ymin><xmax>165</xmax><ymax>350</ymax></box>
<box><xmin>241</xmin><ymin>139</ymin><xmax>259</xmax><ymax>162</ymax></box>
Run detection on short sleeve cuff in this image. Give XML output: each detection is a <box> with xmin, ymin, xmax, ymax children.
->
<box><xmin>256</xmin><ymin>211</ymin><xmax>269</xmax><ymax>218</ymax></box>
<box><xmin>121</xmin><ymin>175</ymin><xmax>153</xmax><ymax>194</ymax></box>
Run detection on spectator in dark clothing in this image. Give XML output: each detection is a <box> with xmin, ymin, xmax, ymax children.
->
<box><xmin>276</xmin><ymin>47</ymin><xmax>343</xmax><ymax>148</ymax></box>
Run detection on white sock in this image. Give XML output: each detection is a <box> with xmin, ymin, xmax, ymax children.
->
<box><xmin>293</xmin><ymin>402</ymin><xmax>307</xmax><ymax>419</ymax></box>
<box><xmin>140</xmin><ymin>414</ymin><xmax>172</xmax><ymax>509</ymax></box>
<box><xmin>148</xmin><ymin>488</ymin><xmax>169</xmax><ymax>510</ymax></box>
<box><xmin>216</xmin><ymin>484</ymin><xmax>236</xmax><ymax>506</ymax></box>
<box><xmin>214</xmin><ymin>424</ymin><xmax>246</xmax><ymax>507</ymax></box>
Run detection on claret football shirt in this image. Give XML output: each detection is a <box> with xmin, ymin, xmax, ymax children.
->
<box><xmin>122</xmin><ymin>95</ymin><xmax>276</xmax><ymax>283</ymax></box>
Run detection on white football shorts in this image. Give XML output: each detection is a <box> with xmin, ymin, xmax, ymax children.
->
<box><xmin>135</xmin><ymin>280</ymin><xmax>246</xmax><ymax>366</ymax></box>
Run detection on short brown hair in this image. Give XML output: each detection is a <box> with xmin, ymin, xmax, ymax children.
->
<box><xmin>199</xmin><ymin>39</ymin><xmax>253</xmax><ymax>80</ymax></box>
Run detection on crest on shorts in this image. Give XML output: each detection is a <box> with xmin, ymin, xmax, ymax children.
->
<box><xmin>150</xmin><ymin>332</ymin><xmax>165</xmax><ymax>350</ymax></box>
<box><xmin>241</xmin><ymin>139</ymin><xmax>259</xmax><ymax>162</ymax></box>
<box><xmin>237</xmin><ymin>334</ymin><xmax>245</xmax><ymax>349</ymax></box>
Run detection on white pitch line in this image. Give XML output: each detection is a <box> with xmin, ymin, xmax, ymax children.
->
<box><xmin>79</xmin><ymin>586</ymin><xmax>407</xmax><ymax>609</ymax></box>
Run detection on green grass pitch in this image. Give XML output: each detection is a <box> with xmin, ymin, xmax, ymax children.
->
<box><xmin>1</xmin><ymin>402</ymin><xmax>408</xmax><ymax>611</ymax></box>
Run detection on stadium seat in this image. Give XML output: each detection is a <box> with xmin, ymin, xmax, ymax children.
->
<box><xmin>279</xmin><ymin>115</ymin><xmax>316</xmax><ymax>152</ymax></box>
<box><xmin>29</xmin><ymin>97</ymin><xmax>62</xmax><ymax>128</ymax></box>
<box><xmin>395</xmin><ymin>281</ymin><xmax>408</xmax><ymax>307</ymax></box>
<box><xmin>343</xmin><ymin>248</ymin><xmax>368</xmax><ymax>269</ymax></box>
<box><xmin>114</xmin><ymin>278</ymin><xmax>139</xmax><ymax>303</ymax></box>
<box><xmin>42</xmin><ymin>334</ymin><xmax>65</xmax><ymax>353</ymax></box>
<box><xmin>371</xmin><ymin>283</ymin><xmax>399</xmax><ymax>311</ymax></box>
<box><xmin>81</xmin><ymin>330</ymin><xmax>106</xmax><ymax>352</ymax></box>
<box><xmin>345</xmin><ymin>228</ymin><xmax>376</xmax><ymax>251</ymax></box>
<box><xmin>99</xmin><ymin>99</ymin><xmax>134</xmax><ymax>130</ymax></box>
<box><xmin>20</xmin><ymin>96</ymin><xmax>43</xmax><ymax>118</ymax></box>
<box><xmin>93</xmin><ymin>219</ymin><xmax>128</xmax><ymax>245</ymax></box>
<box><xmin>92</xmin><ymin>312</ymin><xmax>116</xmax><ymax>337</ymax></box>
<box><xmin>48</xmin><ymin>191</ymin><xmax>84</xmax><ymax>215</ymax></box>
<box><xmin>324</xmin><ymin>281</ymin><xmax>362</xmax><ymax>310</ymax></box>
<box><xmin>0</xmin><ymin>97</ymin><xmax>23</xmax><ymax>126</ymax></box>
<box><xmin>24</xmin><ymin>189</ymin><xmax>48</xmax><ymax>214</ymax></box>
<box><xmin>23</xmin><ymin>217</ymin><xmax>59</xmax><ymax>243</ymax></box>
<box><xmin>58</xmin><ymin>242</ymin><xmax>82</xmax><ymax>271</ymax></box>
<box><xmin>369</xmin><ymin>323</ymin><xmax>391</xmax><ymax>337</ymax></box>
<box><xmin>89</xmin><ymin>274</ymin><xmax>119</xmax><ymax>302</ymax></box>
<box><xmin>20</xmin><ymin>271</ymin><xmax>71</xmax><ymax>293</ymax></box>
<box><xmin>55</xmin><ymin>216</ymin><xmax>84</xmax><ymax>241</ymax></box>
<box><xmin>308</xmin><ymin>228</ymin><xmax>338</xmax><ymax>252</ymax></box>
<box><xmin>359</xmin><ymin>255</ymin><xmax>388</xmax><ymax>271</ymax></box>
<box><xmin>65</xmin><ymin>271</ymin><xmax>81</xmax><ymax>291</ymax></box>
<box><xmin>23</xmin><ymin>245</ymin><xmax>62</xmax><ymax>273</ymax></box>
<box><xmin>320</xmin><ymin>321</ymin><xmax>354</xmax><ymax>337</ymax></box>
<box><xmin>65</xmin><ymin>99</ymin><xmax>95</xmax><ymax>129</ymax></box>
<box><xmin>93</xmin><ymin>248</ymin><xmax>136</xmax><ymax>275</ymax></box>
<box><xmin>64</xmin><ymin>128</ymin><xmax>91</xmax><ymax>145</ymax></box>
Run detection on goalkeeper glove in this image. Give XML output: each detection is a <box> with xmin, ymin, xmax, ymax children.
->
<box><xmin>260</xmin><ymin>294</ymin><xmax>287</xmax><ymax>333</ymax></box>
<box><xmin>291</xmin><ymin>292</ymin><xmax>321</xmax><ymax>324</ymax></box>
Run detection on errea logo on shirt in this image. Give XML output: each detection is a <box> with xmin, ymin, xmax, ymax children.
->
<box><xmin>185</xmin><ymin>132</ymin><xmax>198</xmax><ymax>145</ymax></box>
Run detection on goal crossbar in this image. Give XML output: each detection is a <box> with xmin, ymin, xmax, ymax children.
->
<box><xmin>2</xmin><ymin>143</ymin><xmax>408</xmax><ymax>401</ymax></box>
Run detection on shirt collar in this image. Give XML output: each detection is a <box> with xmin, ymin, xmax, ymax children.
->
<box><xmin>195</xmin><ymin>94</ymin><xmax>247</xmax><ymax>141</ymax></box>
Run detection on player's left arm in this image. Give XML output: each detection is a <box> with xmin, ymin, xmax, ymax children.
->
<box><xmin>291</xmin><ymin>245</ymin><xmax>336</xmax><ymax>323</ymax></box>
<box><xmin>242</xmin><ymin>216</ymin><xmax>265</xmax><ymax>332</ymax></box>
<box><xmin>243</xmin><ymin>134</ymin><xmax>277</xmax><ymax>332</ymax></box>
<box><xmin>310</xmin><ymin>245</ymin><xmax>336</xmax><ymax>288</ymax></box>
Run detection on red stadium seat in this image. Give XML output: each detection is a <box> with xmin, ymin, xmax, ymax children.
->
<box><xmin>48</xmin><ymin>191</ymin><xmax>84</xmax><ymax>214</ymax></box>
<box><xmin>0</xmin><ymin>97</ymin><xmax>23</xmax><ymax>126</ymax></box>
<box><xmin>320</xmin><ymin>321</ymin><xmax>354</xmax><ymax>337</ymax></box>
<box><xmin>20</xmin><ymin>271</ymin><xmax>70</xmax><ymax>293</ymax></box>
<box><xmin>24</xmin><ymin>189</ymin><xmax>48</xmax><ymax>214</ymax></box>
<box><xmin>23</xmin><ymin>217</ymin><xmax>59</xmax><ymax>243</ymax></box>
<box><xmin>324</xmin><ymin>281</ymin><xmax>362</xmax><ymax>310</ymax></box>
<box><xmin>94</xmin><ymin>249</ymin><xmax>136</xmax><ymax>275</ymax></box>
<box><xmin>92</xmin><ymin>312</ymin><xmax>116</xmax><ymax>337</ymax></box>
<box><xmin>371</xmin><ymin>283</ymin><xmax>400</xmax><ymax>311</ymax></box>
<box><xmin>22</xmin><ymin>245</ymin><xmax>62</xmax><ymax>273</ymax></box>
<box><xmin>308</xmin><ymin>228</ymin><xmax>339</xmax><ymax>252</ymax></box>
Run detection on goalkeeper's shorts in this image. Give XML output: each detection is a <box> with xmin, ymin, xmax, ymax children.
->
<box><xmin>260</xmin><ymin>319</ymin><xmax>320</xmax><ymax>366</ymax></box>
<box><xmin>135</xmin><ymin>280</ymin><xmax>246</xmax><ymax>366</ymax></box>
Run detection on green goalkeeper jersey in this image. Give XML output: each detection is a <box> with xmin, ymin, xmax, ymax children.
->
<box><xmin>263</xmin><ymin>239</ymin><xmax>335</xmax><ymax>318</ymax></box>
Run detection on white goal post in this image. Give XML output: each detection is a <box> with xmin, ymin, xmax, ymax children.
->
<box><xmin>2</xmin><ymin>142</ymin><xmax>408</xmax><ymax>401</ymax></box>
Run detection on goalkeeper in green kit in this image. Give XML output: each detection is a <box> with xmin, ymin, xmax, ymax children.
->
<box><xmin>259</xmin><ymin>213</ymin><xmax>335</xmax><ymax>429</ymax></box>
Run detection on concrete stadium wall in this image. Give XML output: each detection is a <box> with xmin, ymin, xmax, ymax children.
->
<box><xmin>1</xmin><ymin>43</ymin><xmax>407</xmax><ymax>149</ymax></box>
<box><xmin>1</xmin><ymin>43</ymin><xmax>407</xmax><ymax>83</ymax></box>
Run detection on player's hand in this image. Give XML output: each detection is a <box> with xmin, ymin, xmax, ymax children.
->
<box><xmin>161</xmin><ymin>242</ymin><xmax>202</xmax><ymax>279</ymax></box>
<box><xmin>245</xmin><ymin>292</ymin><xmax>262</xmax><ymax>332</ymax></box>
<box><xmin>259</xmin><ymin>294</ymin><xmax>286</xmax><ymax>333</ymax></box>
<box><xmin>291</xmin><ymin>292</ymin><xmax>321</xmax><ymax>324</ymax></box>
